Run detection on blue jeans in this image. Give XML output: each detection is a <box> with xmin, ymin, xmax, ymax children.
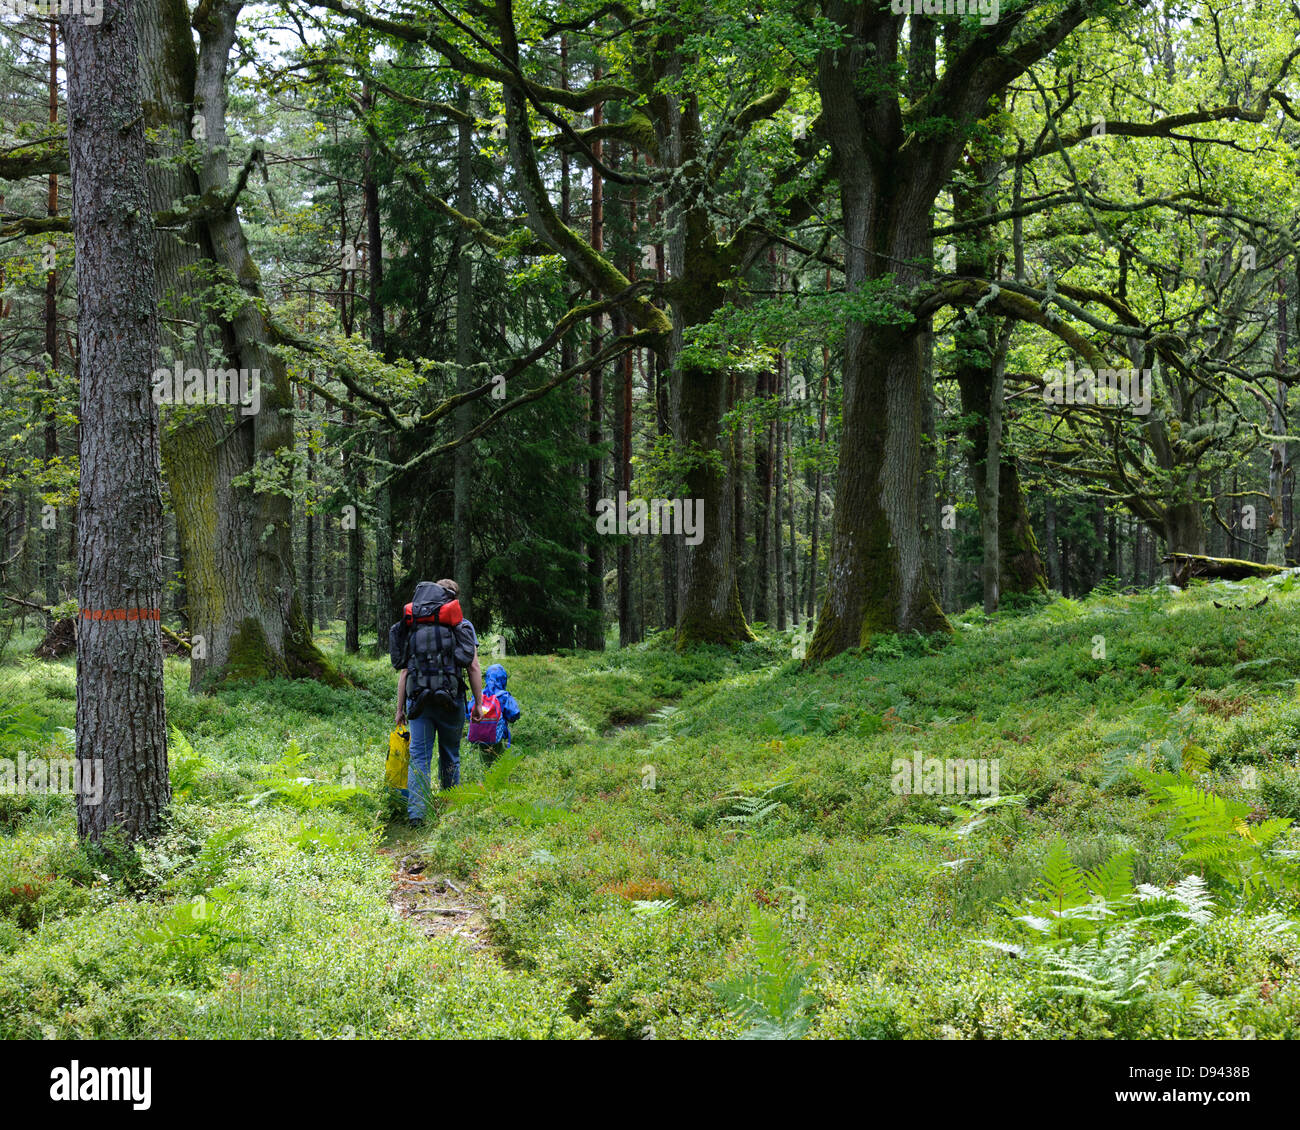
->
<box><xmin>407</xmin><ymin>696</ymin><xmax>465</xmax><ymax>819</ymax></box>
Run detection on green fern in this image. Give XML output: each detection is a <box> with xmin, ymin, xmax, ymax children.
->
<box><xmin>442</xmin><ymin>751</ymin><xmax>525</xmax><ymax>808</ymax></box>
<box><xmin>765</xmin><ymin>696</ymin><xmax>843</xmax><ymax>736</ymax></box>
<box><xmin>718</xmin><ymin>766</ymin><xmax>798</xmax><ymax>833</ymax></box>
<box><xmin>1036</xmin><ymin>925</ymin><xmax>1188</xmax><ymax>1007</ymax></box>
<box><xmin>711</xmin><ymin>905</ymin><xmax>818</xmax><ymax>1040</ymax></box>
<box><xmin>1100</xmin><ymin>703</ymin><xmax>1206</xmax><ymax>786</ymax></box>
<box><xmin>441</xmin><ymin>753</ymin><xmax>575</xmax><ymax>825</ymax></box>
<box><xmin>168</xmin><ymin>727</ymin><xmax>209</xmax><ymax>799</ymax></box>
<box><xmin>1139</xmin><ymin>771</ymin><xmax>1297</xmax><ymax>904</ymax></box>
<box><xmin>0</xmin><ymin>704</ymin><xmax>48</xmax><ymax>745</ymax></box>
<box><xmin>1000</xmin><ymin>841</ymin><xmax>1135</xmax><ymax>942</ymax></box>
<box><xmin>1133</xmin><ymin>874</ymin><xmax>1216</xmax><ymax>925</ymax></box>
<box><xmin>1083</xmin><ymin>849</ymin><xmax>1136</xmax><ymax>905</ymax></box>
<box><xmin>901</xmin><ymin>793</ymin><xmax>1026</xmax><ymax>847</ymax></box>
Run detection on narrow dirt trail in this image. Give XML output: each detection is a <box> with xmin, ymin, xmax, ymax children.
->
<box><xmin>378</xmin><ymin>847</ymin><xmax>491</xmax><ymax>951</ymax></box>
<box><xmin>376</xmin><ymin>712</ymin><xmax>667</xmax><ymax>958</ymax></box>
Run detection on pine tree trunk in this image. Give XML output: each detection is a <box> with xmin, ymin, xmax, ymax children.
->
<box><xmin>731</xmin><ymin>370</ymin><xmax>747</xmax><ymax>621</ymax></box>
<box><xmin>304</xmin><ymin>383</ymin><xmax>317</xmax><ymax>631</ymax></box>
<box><xmin>618</xmin><ymin>315</ymin><xmax>635</xmax><ymax>646</ymax></box>
<box><xmin>1044</xmin><ymin>495</ymin><xmax>1060</xmax><ymax>590</ymax></box>
<box><xmin>42</xmin><ymin>20</ymin><xmax>60</xmax><ymax>613</ymax></box>
<box><xmin>654</xmin><ymin>348</ymin><xmax>677</xmax><ymax>629</ymax></box>
<box><xmin>583</xmin><ymin>78</ymin><xmax>607</xmax><ymax>649</ymax></box>
<box><xmin>808</xmin><ymin>332</ymin><xmax>829</xmax><ymax>621</ymax></box>
<box><xmin>364</xmin><ymin>103</ymin><xmax>396</xmax><ymax>651</ymax></box>
<box><xmin>952</xmin><ymin>142</ymin><xmax>1046</xmax><ymax>603</ymax></box>
<box><xmin>774</xmin><ymin>351</ymin><xmax>787</xmax><ymax>631</ymax></box>
<box><xmin>1271</xmin><ymin>279</ymin><xmax>1290</xmax><ymax>565</ymax></box>
<box><xmin>753</xmin><ymin>364</ymin><xmax>773</xmax><ymax>623</ymax></box>
<box><xmin>65</xmin><ymin>0</ymin><xmax>169</xmax><ymax>842</ymax></box>
<box><xmin>786</xmin><ymin>400</ymin><xmax>799</xmax><ymax>625</ymax></box>
<box><xmin>453</xmin><ymin>85</ymin><xmax>474</xmax><ymax>614</ymax></box>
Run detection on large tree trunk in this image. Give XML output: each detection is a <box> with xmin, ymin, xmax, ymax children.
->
<box><xmin>786</xmin><ymin>396</ymin><xmax>799</xmax><ymax>626</ymax></box>
<box><xmin>617</xmin><ymin>313</ymin><xmax>636</xmax><ymax>646</ymax></box>
<box><xmin>808</xmin><ymin>333</ymin><xmax>829</xmax><ymax>620</ymax></box>
<box><xmin>1270</xmin><ymin>278</ymin><xmax>1290</xmax><ymax>565</ymax></box>
<box><xmin>617</xmin><ymin>153</ymin><xmax>638</xmax><ymax>646</ymax></box>
<box><xmin>655</xmin><ymin>350</ymin><xmax>678</xmax><ymax>630</ymax></box>
<box><xmin>304</xmin><ymin>385</ymin><xmax>317</xmax><ymax>630</ymax></box>
<box><xmin>808</xmin><ymin>310</ymin><xmax>947</xmax><ymax>657</ymax></box>
<box><xmin>65</xmin><ymin>0</ymin><xmax>169</xmax><ymax>843</ymax></box>
<box><xmin>582</xmin><ymin>81</ymin><xmax>607</xmax><ymax>649</ymax></box>
<box><xmin>753</xmin><ymin>364</ymin><xmax>773</xmax><ymax>623</ymax></box>
<box><xmin>139</xmin><ymin>0</ymin><xmax>336</xmax><ymax>689</ymax></box>
<box><xmin>358</xmin><ymin>82</ymin><xmax>391</xmax><ymax>653</ymax></box>
<box><xmin>42</xmin><ymin>21</ymin><xmax>60</xmax><ymax>613</ymax></box>
<box><xmin>774</xmin><ymin>350</ymin><xmax>787</xmax><ymax>631</ymax></box>
<box><xmin>657</xmin><ymin>68</ymin><xmax>752</xmax><ymax>648</ymax></box>
<box><xmin>453</xmin><ymin>85</ymin><xmax>475</xmax><ymax>615</ymax></box>
<box><xmin>344</xmin><ymin>403</ymin><xmax>362</xmax><ymax>654</ymax></box>
<box><xmin>807</xmin><ymin>20</ymin><xmax>948</xmax><ymax>660</ymax></box>
<box><xmin>805</xmin><ymin>157</ymin><xmax>946</xmax><ymax>656</ymax></box>
<box><xmin>806</xmin><ymin>1</ymin><xmax>1096</xmax><ymax>657</ymax></box>
<box><xmin>669</xmin><ymin>344</ymin><xmax>751</xmax><ymax>645</ymax></box>
<box><xmin>1163</xmin><ymin>502</ymin><xmax>1207</xmax><ymax>558</ymax></box>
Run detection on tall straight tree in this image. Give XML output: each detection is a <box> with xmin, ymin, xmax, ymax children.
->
<box><xmin>64</xmin><ymin>0</ymin><xmax>169</xmax><ymax>842</ymax></box>
<box><xmin>454</xmin><ymin>84</ymin><xmax>475</xmax><ymax>614</ymax></box>
<box><xmin>364</xmin><ymin>86</ymin><xmax>397</xmax><ymax>649</ymax></box>
<box><xmin>950</xmin><ymin>135</ymin><xmax>1047</xmax><ymax>606</ymax></box>
<box><xmin>584</xmin><ymin>74</ymin><xmax>607</xmax><ymax>650</ymax></box>
<box><xmin>42</xmin><ymin>18</ymin><xmax>59</xmax><ymax>612</ymax></box>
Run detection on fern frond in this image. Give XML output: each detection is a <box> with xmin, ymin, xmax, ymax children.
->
<box><xmin>1084</xmin><ymin>849</ymin><xmax>1135</xmax><ymax>904</ymax></box>
<box><xmin>1035</xmin><ymin>840</ymin><xmax>1090</xmax><ymax>911</ymax></box>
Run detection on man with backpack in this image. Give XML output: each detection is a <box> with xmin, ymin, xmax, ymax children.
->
<box><xmin>390</xmin><ymin>578</ymin><xmax>484</xmax><ymax>824</ymax></box>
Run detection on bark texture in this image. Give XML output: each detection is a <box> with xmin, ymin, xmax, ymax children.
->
<box><xmin>66</xmin><ymin>0</ymin><xmax>169</xmax><ymax>842</ymax></box>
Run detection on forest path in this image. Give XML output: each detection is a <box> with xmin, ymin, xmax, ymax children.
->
<box><xmin>379</xmin><ymin>846</ymin><xmax>493</xmax><ymax>951</ymax></box>
<box><xmin>376</xmin><ymin>711</ymin><xmax>665</xmax><ymax>957</ymax></box>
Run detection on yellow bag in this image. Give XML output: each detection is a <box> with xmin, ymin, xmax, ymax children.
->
<box><xmin>385</xmin><ymin>725</ymin><xmax>410</xmax><ymax>789</ymax></box>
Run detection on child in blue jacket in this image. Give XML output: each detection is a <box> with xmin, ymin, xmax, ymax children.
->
<box><xmin>465</xmin><ymin>662</ymin><xmax>521</xmax><ymax>762</ymax></box>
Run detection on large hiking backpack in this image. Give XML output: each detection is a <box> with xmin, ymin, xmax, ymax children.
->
<box><xmin>405</xmin><ymin>580</ymin><xmax>462</xmax><ymax>628</ymax></box>
<box><xmin>388</xmin><ymin>581</ymin><xmax>460</xmax><ymax>670</ymax></box>
<box><xmin>389</xmin><ymin>582</ymin><xmax>474</xmax><ymax>719</ymax></box>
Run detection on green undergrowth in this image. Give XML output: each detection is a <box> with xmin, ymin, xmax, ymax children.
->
<box><xmin>3</xmin><ymin>577</ymin><xmax>1300</xmax><ymax>1038</ymax></box>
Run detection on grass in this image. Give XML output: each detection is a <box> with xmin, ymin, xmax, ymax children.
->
<box><xmin>3</xmin><ymin>575</ymin><xmax>1300</xmax><ymax>1038</ymax></box>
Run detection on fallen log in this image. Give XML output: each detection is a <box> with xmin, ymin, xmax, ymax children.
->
<box><xmin>161</xmin><ymin>624</ymin><xmax>192</xmax><ymax>656</ymax></box>
<box><xmin>1163</xmin><ymin>552</ymin><xmax>1284</xmax><ymax>588</ymax></box>
<box><xmin>2</xmin><ymin>593</ymin><xmax>50</xmax><ymax>616</ymax></box>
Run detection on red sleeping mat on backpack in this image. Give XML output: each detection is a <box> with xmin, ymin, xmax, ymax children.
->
<box><xmin>404</xmin><ymin>599</ymin><xmax>463</xmax><ymax>627</ymax></box>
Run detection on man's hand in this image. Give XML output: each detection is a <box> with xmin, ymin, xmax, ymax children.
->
<box><xmin>395</xmin><ymin>707</ymin><xmax>406</xmax><ymax>726</ymax></box>
<box><xmin>471</xmin><ymin>700</ymin><xmax>485</xmax><ymax>722</ymax></box>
